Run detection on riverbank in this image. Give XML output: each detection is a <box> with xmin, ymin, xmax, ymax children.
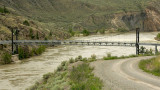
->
<box><xmin>28</xmin><ymin>55</ymin><xmax>103</xmax><ymax>90</ymax></box>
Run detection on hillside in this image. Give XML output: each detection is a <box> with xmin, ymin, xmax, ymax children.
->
<box><xmin>0</xmin><ymin>0</ymin><xmax>156</xmax><ymax>31</ymax></box>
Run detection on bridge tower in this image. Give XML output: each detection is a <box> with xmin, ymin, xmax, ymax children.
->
<box><xmin>136</xmin><ymin>28</ymin><xmax>140</xmax><ymax>55</ymax></box>
<box><xmin>9</xmin><ymin>27</ymin><xmax>19</xmax><ymax>55</ymax></box>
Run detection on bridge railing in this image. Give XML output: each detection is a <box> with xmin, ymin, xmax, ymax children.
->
<box><xmin>0</xmin><ymin>40</ymin><xmax>160</xmax><ymax>46</ymax></box>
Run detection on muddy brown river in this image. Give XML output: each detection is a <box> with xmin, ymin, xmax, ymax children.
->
<box><xmin>0</xmin><ymin>32</ymin><xmax>159</xmax><ymax>90</ymax></box>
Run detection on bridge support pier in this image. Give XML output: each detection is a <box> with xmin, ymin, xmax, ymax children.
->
<box><xmin>155</xmin><ymin>45</ymin><xmax>158</xmax><ymax>54</ymax></box>
<box><xmin>11</xmin><ymin>28</ymin><xmax>14</xmax><ymax>55</ymax></box>
<box><xmin>15</xmin><ymin>29</ymin><xmax>19</xmax><ymax>54</ymax></box>
<box><xmin>136</xmin><ymin>28</ymin><xmax>140</xmax><ymax>55</ymax></box>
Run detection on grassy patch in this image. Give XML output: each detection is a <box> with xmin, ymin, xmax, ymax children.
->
<box><xmin>139</xmin><ymin>57</ymin><xmax>160</xmax><ymax>76</ymax></box>
<box><xmin>103</xmin><ymin>53</ymin><xmax>138</xmax><ymax>60</ymax></box>
<box><xmin>28</xmin><ymin>55</ymin><xmax>103</xmax><ymax>90</ymax></box>
<box><xmin>117</xmin><ymin>28</ymin><xmax>129</xmax><ymax>33</ymax></box>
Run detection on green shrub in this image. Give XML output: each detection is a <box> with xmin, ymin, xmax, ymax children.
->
<box><xmin>103</xmin><ymin>53</ymin><xmax>118</xmax><ymax>60</ymax></box>
<box><xmin>75</xmin><ymin>55</ymin><xmax>83</xmax><ymax>62</ymax></box>
<box><xmin>34</xmin><ymin>46</ymin><xmax>46</xmax><ymax>55</ymax></box>
<box><xmin>61</xmin><ymin>61</ymin><xmax>67</xmax><ymax>66</ymax></box>
<box><xmin>18</xmin><ymin>47</ymin><xmax>24</xmax><ymax>60</ymax></box>
<box><xmin>18</xmin><ymin>46</ymin><xmax>45</xmax><ymax>60</ymax></box>
<box><xmin>68</xmin><ymin>28</ymin><xmax>75</xmax><ymax>36</ymax></box>
<box><xmin>29</xmin><ymin>29</ymin><xmax>35</xmax><ymax>39</ymax></box>
<box><xmin>77</xmin><ymin>55</ymin><xmax>82</xmax><ymax>60</ymax></box>
<box><xmin>0</xmin><ymin>6</ymin><xmax>9</xmax><ymax>13</ymax></box>
<box><xmin>70</xmin><ymin>63</ymin><xmax>103</xmax><ymax>90</ymax></box>
<box><xmin>69</xmin><ymin>58</ymin><xmax>74</xmax><ymax>63</ymax></box>
<box><xmin>2</xmin><ymin>52</ymin><xmax>12</xmax><ymax>64</ymax></box>
<box><xmin>155</xmin><ymin>33</ymin><xmax>160</xmax><ymax>40</ymax></box>
<box><xmin>23</xmin><ymin>20</ymin><xmax>30</xmax><ymax>26</ymax></box>
<box><xmin>99</xmin><ymin>29</ymin><xmax>105</xmax><ymax>34</ymax></box>
<box><xmin>43</xmin><ymin>73</ymin><xmax>53</xmax><ymax>82</ymax></box>
<box><xmin>139</xmin><ymin>46</ymin><xmax>153</xmax><ymax>55</ymax></box>
<box><xmin>82</xmin><ymin>57</ymin><xmax>88</xmax><ymax>62</ymax></box>
<box><xmin>18</xmin><ymin>46</ymin><xmax>29</xmax><ymax>60</ymax></box>
<box><xmin>45</xmin><ymin>37</ymin><xmax>48</xmax><ymax>40</ymax></box>
<box><xmin>82</xmin><ymin>29</ymin><xmax>90</xmax><ymax>36</ymax></box>
<box><xmin>36</xmin><ymin>32</ymin><xmax>39</xmax><ymax>39</ymax></box>
<box><xmin>49</xmin><ymin>31</ymin><xmax>52</xmax><ymax>36</ymax></box>
<box><xmin>57</xmin><ymin>65</ymin><xmax>63</xmax><ymax>71</ymax></box>
<box><xmin>89</xmin><ymin>54</ymin><xmax>97</xmax><ymax>62</ymax></box>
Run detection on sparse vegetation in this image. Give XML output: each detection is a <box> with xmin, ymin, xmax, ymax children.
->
<box><xmin>139</xmin><ymin>46</ymin><xmax>154</xmax><ymax>55</ymax></box>
<box><xmin>70</xmin><ymin>63</ymin><xmax>103</xmax><ymax>90</ymax></box>
<box><xmin>18</xmin><ymin>46</ymin><xmax>46</xmax><ymax>60</ymax></box>
<box><xmin>103</xmin><ymin>53</ymin><xmax>139</xmax><ymax>60</ymax></box>
<box><xmin>139</xmin><ymin>56</ymin><xmax>160</xmax><ymax>76</ymax></box>
<box><xmin>1</xmin><ymin>52</ymin><xmax>12</xmax><ymax>64</ymax></box>
<box><xmin>0</xmin><ymin>0</ymin><xmax>150</xmax><ymax>30</ymax></box>
<box><xmin>29</xmin><ymin>55</ymin><xmax>103</xmax><ymax>90</ymax></box>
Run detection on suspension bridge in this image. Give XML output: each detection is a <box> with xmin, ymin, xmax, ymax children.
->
<box><xmin>0</xmin><ymin>28</ymin><xmax>160</xmax><ymax>55</ymax></box>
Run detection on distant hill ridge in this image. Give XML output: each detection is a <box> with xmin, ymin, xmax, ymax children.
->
<box><xmin>1</xmin><ymin>0</ymin><xmax>160</xmax><ymax>31</ymax></box>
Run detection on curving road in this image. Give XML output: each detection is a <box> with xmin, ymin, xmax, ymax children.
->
<box><xmin>91</xmin><ymin>56</ymin><xmax>160</xmax><ymax>90</ymax></box>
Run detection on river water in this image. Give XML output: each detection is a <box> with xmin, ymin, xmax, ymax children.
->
<box><xmin>0</xmin><ymin>32</ymin><xmax>159</xmax><ymax>90</ymax></box>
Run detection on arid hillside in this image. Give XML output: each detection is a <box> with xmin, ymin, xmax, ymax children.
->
<box><xmin>2</xmin><ymin>0</ymin><xmax>160</xmax><ymax>31</ymax></box>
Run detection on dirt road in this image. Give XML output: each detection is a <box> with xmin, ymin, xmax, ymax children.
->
<box><xmin>91</xmin><ymin>56</ymin><xmax>160</xmax><ymax>90</ymax></box>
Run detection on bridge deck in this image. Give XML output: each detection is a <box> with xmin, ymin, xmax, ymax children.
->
<box><xmin>0</xmin><ymin>40</ymin><xmax>160</xmax><ymax>47</ymax></box>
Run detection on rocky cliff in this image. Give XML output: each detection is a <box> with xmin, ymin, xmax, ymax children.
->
<box><xmin>111</xmin><ymin>0</ymin><xmax>160</xmax><ymax>32</ymax></box>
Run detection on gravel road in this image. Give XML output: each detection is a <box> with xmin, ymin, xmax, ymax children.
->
<box><xmin>91</xmin><ymin>56</ymin><xmax>160</xmax><ymax>90</ymax></box>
